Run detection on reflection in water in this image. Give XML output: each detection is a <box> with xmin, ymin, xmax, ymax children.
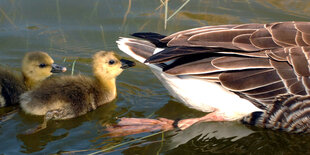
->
<box><xmin>120</xmin><ymin>121</ymin><xmax>310</xmax><ymax>154</ymax></box>
<box><xmin>16</xmin><ymin>102</ymin><xmax>117</xmax><ymax>153</ymax></box>
<box><xmin>162</xmin><ymin>121</ymin><xmax>254</xmax><ymax>151</ymax></box>
<box><xmin>166</xmin><ymin>129</ymin><xmax>310</xmax><ymax>154</ymax></box>
<box><xmin>17</xmin><ymin>130</ymin><xmax>68</xmax><ymax>153</ymax></box>
<box><xmin>111</xmin><ymin>99</ymin><xmax>310</xmax><ymax>154</ymax></box>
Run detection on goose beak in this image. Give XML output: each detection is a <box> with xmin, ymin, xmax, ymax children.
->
<box><xmin>51</xmin><ymin>64</ymin><xmax>67</xmax><ymax>73</ymax></box>
<box><xmin>120</xmin><ymin>59</ymin><xmax>135</xmax><ymax>69</ymax></box>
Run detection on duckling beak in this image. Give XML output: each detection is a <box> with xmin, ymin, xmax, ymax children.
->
<box><xmin>51</xmin><ymin>64</ymin><xmax>67</xmax><ymax>73</ymax></box>
<box><xmin>120</xmin><ymin>59</ymin><xmax>135</xmax><ymax>69</ymax></box>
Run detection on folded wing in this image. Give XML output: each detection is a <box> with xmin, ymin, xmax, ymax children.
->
<box><xmin>139</xmin><ymin>21</ymin><xmax>310</xmax><ymax>110</ymax></box>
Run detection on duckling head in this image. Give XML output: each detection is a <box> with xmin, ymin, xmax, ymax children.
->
<box><xmin>92</xmin><ymin>51</ymin><xmax>135</xmax><ymax>80</ymax></box>
<box><xmin>22</xmin><ymin>51</ymin><xmax>67</xmax><ymax>89</ymax></box>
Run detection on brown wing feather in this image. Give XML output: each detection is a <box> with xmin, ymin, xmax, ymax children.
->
<box><xmin>302</xmin><ymin>76</ymin><xmax>310</xmax><ymax>94</ymax></box>
<box><xmin>164</xmin><ymin>57</ymin><xmax>220</xmax><ymax>75</ymax></box>
<box><xmin>289</xmin><ymin>47</ymin><xmax>310</xmax><ymax>76</ymax></box>
<box><xmin>247</xmin><ymin>88</ymin><xmax>288</xmax><ymax>99</ymax></box>
<box><xmin>301</xmin><ymin>33</ymin><xmax>310</xmax><ymax>45</ymax></box>
<box><xmin>289</xmin><ymin>81</ymin><xmax>307</xmax><ymax>95</ymax></box>
<box><xmin>249</xmin><ymin>28</ymin><xmax>281</xmax><ymax>49</ymax></box>
<box><xmin>295</xmin><ymin>22</ymin><xmax>310</xmax><ymax>34</ymax></box>
<box><xmin>187</xmin><ymin>29</ymin><xmax>256</xmax><ymax>50</ymax></box>
<box><xmin>211</xmin><ymin>56</ymin><xmax>271</xmax><ymax>69</ymax></box>
<box><xmin>232</xmin><ymin>34</ymin><xmax>260</xmax><ymax>51</ymax></box>
<box><xmin>269</xmin><ymin>22</ymin><xmax>297</xmax><ymax>46</ymax></box>
<box><xmin>242</xmin><ymin>81</ymin><xmax>285</xmax><ymax>95</ymax></box>
<box><xmin>161</xmin><ymin>25</ymin><xmax>237</xmax><ymax>42</ymax></box>
<box><xmin>295</xmin><ymin>31</ymin><xmax>308</xmax><ymax>46</ymax></box>
<box><xmin>266</xmin><ymin>48</ymin><xmax>288</xmax><ymax>61</ymax></box>
<box><xmin>219</xmin><ymin>69</ymin><xmax>281</xmax><ymax>91</ymax></box>
<box><xmin>233</xmin><ymin>23</ymin><xmax>265</xmax><ymax>29</ymax></box>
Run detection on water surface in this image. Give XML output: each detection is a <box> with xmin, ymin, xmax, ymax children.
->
<box><xmin>1</xmin><ymin>0</ymin><xmax>310</xmax><ymax>154</ymax></box>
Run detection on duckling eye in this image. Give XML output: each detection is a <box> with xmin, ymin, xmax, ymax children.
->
<box><xmin>39</xmin><ymin>63</ymin><xmax>47</xmax><ymax>68</ymax></box>
<box><xmin>109</xmin><ymin>60</ymin><xmax>115</xmax><ymax>65</ymax></box>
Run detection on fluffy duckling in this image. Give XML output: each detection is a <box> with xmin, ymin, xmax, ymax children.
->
<box><xmin>20</xmin><ymin>51</ymin><xmax>135</xmax><ymax>133</ymax></box>
<box><xmin>0</xmin><ymin>51</ymin><xmax>66</xmax><ymax>107</ymax></box>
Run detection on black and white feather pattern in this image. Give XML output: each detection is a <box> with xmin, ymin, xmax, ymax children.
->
<box><xmin>242</xmin><ymin>95</ymin><xmax>310</xmax><ymax>133</ymax></box>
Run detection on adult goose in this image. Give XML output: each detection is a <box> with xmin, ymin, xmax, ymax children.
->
<box><xmin>112</xmin><ymin>21</ymin><xmax>310</xmax><ymax>134</ymax></box>
<box><xmin>0</xmin><ymin>51</ymin><xmax>66</xmax><ymax>107</ymax></box>
<box><xmin>20</xmin><ymin>51</ymin><xmax>135</xmax><ymax>133</ymax></box>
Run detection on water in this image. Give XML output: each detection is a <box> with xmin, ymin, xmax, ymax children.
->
<box><xmin>1</xmin><ymin>0</ymin><xmax>310</xmax><ymax>154</ymax></box>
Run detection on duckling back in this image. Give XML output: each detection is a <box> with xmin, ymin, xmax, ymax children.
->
<box><xmin>20</xmin><ymin>75</ymin><xmax>110</xmax><ymax>119</ymax></box>
<box><xmin>0</xmin><ymin>67</ymin><xmax>26</xmax><ymax>107</ymax></box>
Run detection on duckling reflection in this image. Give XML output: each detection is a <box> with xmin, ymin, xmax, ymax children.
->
<box><xmin>17</xmin><ymin>101</ymin><xmax>118</xmax><ymax>153</ymax></box>
<box><xmin>0</xmin><ymin>51</ymin><xmax>66</xmax><ymax>107</ymax></box>
<box><xmin>20</xmin><ymin>51</ymin><xmax>135</xmax><ymax>133</ymax></box>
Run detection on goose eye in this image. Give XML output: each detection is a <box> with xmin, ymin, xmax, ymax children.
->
<box><xmin>39</xmin><ymin>63</ymin><xmax>47</xmax><ymax>68</ymax></box>
<box><xmin>109</xmin><ymin>60</ymin><xmax>115</xmax><ymax>65</ymax></box>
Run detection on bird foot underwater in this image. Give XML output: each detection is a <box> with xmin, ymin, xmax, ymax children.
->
<box><xmin>23</xmin><ymin>109</ymin><xmax>67</xmax><ymax>135</ymax></box>
<box><xmin>106</xmin><ymin>118</ymin><xmax>174</xmax><ymax>137</ymax></box>
<box><xmin>106</xmin><ymin>112</ymin><xmax>225</xmax><ymax>137</ymax></box>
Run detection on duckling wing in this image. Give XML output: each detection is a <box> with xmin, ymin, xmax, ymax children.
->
<box><xmin>0</xmin><ymin>67</ymin><xmax>26</xmax><ymax>107</ymax></box>
<box><xmin>20</xmin><ymin>76</ymin><xmax>104</xmax><ymax>119</ymax></box>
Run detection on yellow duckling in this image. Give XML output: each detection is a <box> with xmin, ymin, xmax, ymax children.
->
<box><xmin>20</xmin><ymin>51</ymin><xmax>135</xmax><ymax>133</ymax></box>
<box><xmin>0</xmin><ymin>51</ymin><xmax>66</xmax><ymax>107</ymax></box>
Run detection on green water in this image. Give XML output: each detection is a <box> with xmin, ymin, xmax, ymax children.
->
<box><xmin>1</xmin><ymin>0</ymin><xmax>310</xmax><ymax>154</ymax></box>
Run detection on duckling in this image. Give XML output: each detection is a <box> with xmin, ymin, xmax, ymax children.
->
<box><xmin>20</xmin><ymin>51</ymin><xmax>135</xmax><ymax>133</ymax></box>
<box><xmin>109</xmin><ymin>21</ymin><xmax>310</xmax><ymax>135</ymax></box>
<box><xmin>0</xmin><ymin>51</ymin><xmax>66</xmax><ymax>107</ymax></box>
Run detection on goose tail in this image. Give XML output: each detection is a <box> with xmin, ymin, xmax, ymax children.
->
<box><xmin>116</xmin><ymin>37</ymin><xmax>156</xmax><ymax>63</ymax></box>
<box><xmin>117</xmin><ymin>36</ymin><xmax>168</xmax><ymax>71</ymax></box>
